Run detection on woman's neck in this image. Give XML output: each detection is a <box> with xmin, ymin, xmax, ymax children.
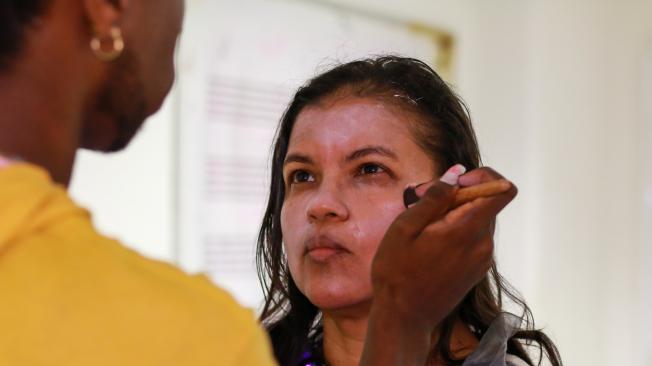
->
<box><xmin>322</xmin><ymin>310</ymin><xmax>369</xmax><ymax>366</ymax></box>
<box><xmin>322</xmin><ymin>310</ymin><xmax>479</xmax><ymax>366</ymax></box>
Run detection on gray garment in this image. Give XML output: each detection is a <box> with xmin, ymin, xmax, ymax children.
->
<box><xmin>462</xmin><ymin>313</ymin><xmax>528</xmax><ymax>366</ymax></box>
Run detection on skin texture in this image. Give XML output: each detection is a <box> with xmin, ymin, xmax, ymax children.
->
<box><xmin>280</xmin><ymin>96</ymin><xmax>510</xmax><ymax>366</ymax></box>
<box><xmin>282</xmin><ymin>96</ymin><xmax>435</xmax><ymax>314</ymax></box>
<box><xmin>281</xmin><ymin>96</ymin><xmax>436</xmax><ymax>366</ymax></box>
<box><xmin>0</xmin><ymin>0</ymin><xmax>184</xmax><ymax>185</ymax></box>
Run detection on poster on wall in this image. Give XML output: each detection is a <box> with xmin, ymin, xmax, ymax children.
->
<box><xmin>176</xmin><ymin>0</ymin><xmax>448</xmax><ymax>307</ymax></box>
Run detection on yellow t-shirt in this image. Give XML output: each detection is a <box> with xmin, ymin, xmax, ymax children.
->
<box><xmin>0</xmin><ymin>164</ymin><xmax>276</xmax><ymax>366</ymax></box>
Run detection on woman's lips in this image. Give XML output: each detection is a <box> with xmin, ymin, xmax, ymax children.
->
<box><xmin>305</xmin><ymin>235</ymin><xmax>349</xmax><ymax>262</ymax></box>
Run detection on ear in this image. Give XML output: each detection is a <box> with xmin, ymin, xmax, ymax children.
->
<box><xmin>82</xmin><ymin>0</ymin><xmax>129</xmax><ymax>36</ymax></box>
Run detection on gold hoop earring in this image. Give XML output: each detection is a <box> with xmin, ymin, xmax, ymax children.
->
<box><xmin>90</xmin><ymin>26</ymin><xmax>125</xmax><ymax>62</ymax></box>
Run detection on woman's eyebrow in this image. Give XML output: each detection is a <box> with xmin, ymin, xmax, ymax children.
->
<box><xmin>345</xmin><ymin>146</ymin><xmax>398</xmax><ymax>162</ymax></box>
<box><xmin>284</xmin><ymin>153</ymin><xmax>314</xmax><ymax>167</ymax></box>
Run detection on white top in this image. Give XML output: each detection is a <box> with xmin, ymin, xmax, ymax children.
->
<box><xmin>506</xmin><ymin>354</ymin><xmax>530</xmax><ymax>366</ymax></box>
<box><xmin>462</xmin><ymin>313</ymin><xmax>534</xmax><ymax>366</ymax></box>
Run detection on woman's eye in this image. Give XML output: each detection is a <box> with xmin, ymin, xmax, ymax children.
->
<box><xmin>358</xmin><ymin>163</ymin><xmax>385</xmax><ymax>176</ymax></box>
<box><xmin>290</xmin><ymin>170</ymin><xmax>314</xmax><ymax>184</ymax></box>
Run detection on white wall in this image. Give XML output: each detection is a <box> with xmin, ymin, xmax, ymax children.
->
<box><xmin>526</xmin><ymin>1</ymin><xmax>651</xmax><ymax>365</ymax></box>
<box><xmin>643</xmin><ymin>49</ymin><xmax>652</xmax><ymax>365</ymax></box>
<box><xmin>69</xmin><ymin>91</ymin><xmax>177</xmax><ymax>262</ymax></box>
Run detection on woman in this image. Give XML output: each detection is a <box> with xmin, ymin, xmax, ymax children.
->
<box><xmin>256</xmin><ymin>56</ymin><xmax>562</xmax><ymax>366</ymax></box>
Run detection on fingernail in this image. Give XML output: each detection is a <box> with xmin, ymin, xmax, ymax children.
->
<box><xmin>440</xmin><ymin>164</ymin><xmax>467</xmax><ymax>186</ymax></box>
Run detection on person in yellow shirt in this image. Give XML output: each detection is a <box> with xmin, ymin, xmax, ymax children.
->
<box><xmin>0</xmin><ymin>164</ymin><xmax>274</xmax><ymax>364</ymax></box>
<box><xmin>0</xmin><ymin>1</ymin><xmax>517</xmax><ymax>365</ymax></box>
<box><xmin>0</xmin><ymin>1</ymin><xmax>276</xmax><ymax>364</ymax></box>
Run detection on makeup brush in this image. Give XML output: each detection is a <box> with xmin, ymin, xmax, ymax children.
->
<box><xmin>403</xmin><ymin>179</ymin><xmax>512</xmax><ymax>208</ymax></box>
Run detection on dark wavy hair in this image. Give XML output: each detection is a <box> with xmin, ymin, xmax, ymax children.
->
<box><xmin>256</xmin><ymin>55</ymin><xmax>562</xmax><ymax>366</ymax></box>
<box><xmin>0</xmin><ymin>0</ymin><xmax>51</xmax><ymax>70</ymax></box>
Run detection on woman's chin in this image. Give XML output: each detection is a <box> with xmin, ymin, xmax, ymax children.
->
<box><xmin>307</xmin><ymin>291</ymin><xmax>372</xmax><ymax>315</ymax></box>
<box><xmin>296</xmin><ymin>269</ymin><xmax>373</xmax><ymax>313</ymax></box>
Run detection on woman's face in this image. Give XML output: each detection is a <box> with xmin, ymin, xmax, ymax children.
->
<box><xmin>280</xmin><ymin>96</ymin><xmax>438</xmax><ymax>314</ymax></box>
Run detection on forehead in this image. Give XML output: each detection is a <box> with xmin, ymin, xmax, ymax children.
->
<box><xmin>289</xmin><ymin>97</ymin><xmax>420</xmax><ymax>154</ymax></box>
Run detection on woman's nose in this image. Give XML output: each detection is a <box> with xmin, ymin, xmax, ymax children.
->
<box><xmin>306</xmin><ymin>184</ymin><xmax>349</xmax><ymax>223</ymax></box>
